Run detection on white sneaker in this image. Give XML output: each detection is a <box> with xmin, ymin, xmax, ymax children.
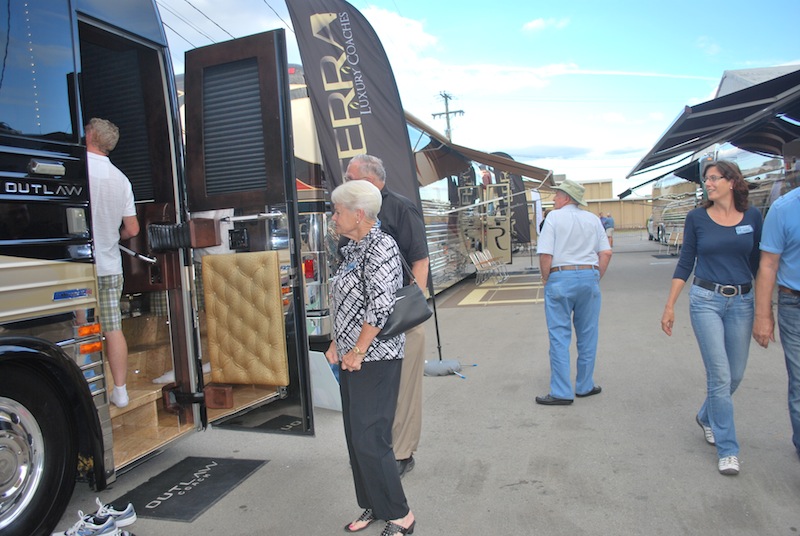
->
<box><xmin>52</xmin><ymin>510</ymin><xmax>119</xmax><ymax>535</ymax></box>
<box><xmin>152</xmin><ymin>370</ymin><xmax>175</xmax><ymax>384</ymax></box>
<box><xmin>109</xmin><ymin>387</ymin><xmax>129</xmax><ymax>408</ymax></box>
<box><xmin>718</xmin><ymin>456</ymin><xmax>740</xmax><ymax>475</ymax></box>
<box><xmin>94</xmin><ymin>497</ymin><xmax>137</xmax><ymax>527</ymax></box>
<box><xmin>696</xmin><ymin>415</ymin><xmax>715</xmax><ymax>445</ymax></box>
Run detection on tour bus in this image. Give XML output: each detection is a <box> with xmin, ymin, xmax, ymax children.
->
<box><xmin>0</xmin><ymin>2</ymin><xmax>316</xmax><ymax>535</ymax></box>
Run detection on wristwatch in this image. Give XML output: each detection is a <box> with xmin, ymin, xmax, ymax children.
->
<box><xmin>352</xmin><ymin>346</ymin><xmax>365</xmax><ymax>356</ymax></box>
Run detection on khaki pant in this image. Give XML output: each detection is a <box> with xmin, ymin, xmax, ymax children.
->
<box><xmin>392</xmin><ymin>322</ymin><xmax>426</xmax><ymax>459</ymax></box>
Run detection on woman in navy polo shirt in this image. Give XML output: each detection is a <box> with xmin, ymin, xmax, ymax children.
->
<box><xmin>661</xmin><ymin>160</ymin><xmax>762</xmax><ymax>476</ymax></box>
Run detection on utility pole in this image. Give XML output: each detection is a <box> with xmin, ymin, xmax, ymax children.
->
<box><xmin>431</xmin><ymin>91</ymin><xmax>464</xmax><ymax>141</ymax></box>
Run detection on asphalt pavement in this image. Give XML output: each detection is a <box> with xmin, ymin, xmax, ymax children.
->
<box><xmin>57</xmin><ymin>230</ymin><xmax>800</xmax><ymax>535</ymax></box>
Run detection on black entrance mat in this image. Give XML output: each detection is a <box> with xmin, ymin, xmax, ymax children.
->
<box><xmin>218</xmin><ymin>412</ymin><xmax>308</xmax><ymax>433</ymax></box>
<box><xmin>652</xmin><ymin>254</ymin><xmax>678</xmax><ymax>259</ymax></box>
<box><xmin>113</xmin><ymin>457</ymin><xmax>267</xmax><ymax>522</ymax></box>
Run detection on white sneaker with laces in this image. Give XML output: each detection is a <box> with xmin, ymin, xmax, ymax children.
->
<box><xmin>94</xmin><ymin>497</ymin><xmax>137</xmax><ymax>527</ymax></box>
<box><xmin>109</xmin><ymin>387</ymin><xmax>129</xmax><ymax>408</ymax></box>
<box><xmin>696</xmin><ymin>415</ymin><xmax>715</xmax><ymax>445</ymax></box>
<box><xmin>718</xmin><ymin>455</ymin><xmax>740</xmax><ymax>475</ymax></box>
<box><xmin>52</xmin><ymin>510</ymin><xmax>119</xmax><ymax>536</ymax></box>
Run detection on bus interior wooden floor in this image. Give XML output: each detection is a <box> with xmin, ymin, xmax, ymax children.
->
<box><xmin>108</xmin><ymin>314</ymin><xmax>283</xmax><ymax>468</ymax></box>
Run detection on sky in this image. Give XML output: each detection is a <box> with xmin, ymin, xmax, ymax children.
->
<box><xmin>158</xmin><ymin>0</ymin><xmax>800</xmax><ymax>198</ymax></box>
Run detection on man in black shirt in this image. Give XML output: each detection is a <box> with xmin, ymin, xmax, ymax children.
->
<box><xmin>344</xmin><ymin>154</ymin><xmax>429</xmax><ymax>477</ymax></box>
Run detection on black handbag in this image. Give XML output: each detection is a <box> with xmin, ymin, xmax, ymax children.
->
<box><xmin>361</xmin><ymin>248</ymin><xmax>432</xmax><ymax>340</ymax></box>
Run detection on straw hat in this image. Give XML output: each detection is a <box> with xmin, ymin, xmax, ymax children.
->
<box><xmin>552</xmin><ymin>179</ymin><xmax>587</xmax><ymax>206</ymax></box>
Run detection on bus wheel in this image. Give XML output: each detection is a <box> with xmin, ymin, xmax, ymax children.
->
<box><xmin>0</xmin><ymin>365</ymin><xmax>78</xmax><ymax>536</ymax></box>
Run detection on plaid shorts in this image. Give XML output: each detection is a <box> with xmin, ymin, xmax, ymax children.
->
<box><xmin>97</xmin><ymin>274</ymin><xmax>124</xmax><ymax>331</ymax></box>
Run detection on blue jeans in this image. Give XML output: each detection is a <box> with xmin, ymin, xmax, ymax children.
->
<box><xmin>778</xmin><ymin>292</ymin><xmax>800</xmax><ymax>457</ymax></box>
<box><xmin>689</xmin><ymin>284</ymin><xmax>754</xmax><ymax>458</ymax></box>
<box><xmin>544</xmin><ymin>269</ymin><xmax>602</xmax><ymax>399</ymax></box>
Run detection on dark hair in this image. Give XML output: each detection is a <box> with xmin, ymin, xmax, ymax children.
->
<box><xmin>702</xmin><ymin>160</ymin><xmax>749</xmax><ymax>212</ymax></box>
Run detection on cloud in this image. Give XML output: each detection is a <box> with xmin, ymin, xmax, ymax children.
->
<box><xmin>605</xmin><ymin>147</ymin><xmax>647</xmax><ymax>156</ymax></box>
<box><xmin>352</xmin><ymin>8</ymin><xmax>716</xmax><ymax>112</ymax></box>
<box><xmin>522</xmin><ymin>17</ymin><xmax>570</xmax><ymax>32</ymax></box>
<box><xmin>159</xmin><ymin>3</ymin><xmax>710</xmax><ymax>189</ymax></box>
<box><xmin>511</xmin><ymin>146</ymin><xmax>592</xmax><ymax>159</ymax></box>
<box><xmin>563</xmin><ymin>68</ymin><xmax>716</xmax><ymax>81</ymax></box>
<box><xmin>696</xmin><ymin>36</ymin><xmax>721</xmax><ymax>56</ymax></box>
<box><xmin>362</xmin><ymin>6</ymin><xmax>438</xmax><ymax>55</ymax></box>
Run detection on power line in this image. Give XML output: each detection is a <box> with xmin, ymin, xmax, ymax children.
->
<box><xmin>431</xmin><ymin>91</ymin><xmax>464</xmax><ymax>141</ymax></box>
<box><xmin>182</xmin><ymin>0</ymin><xmax>235</xmax><ymax>39</ymax></box>
<box><xmin>157</xmin><ymin>1</ymin><xmax>217</xmax><ymax>43</ymax></box>
<box><xmin>262</xmin><ymin>0</ymin><xmax>294</xmax><ymax>33</ymax></box>
<box><xmin>161</xmin><ymin>20</ymin><xmax>196</xmax><ymax>48</ymax></box>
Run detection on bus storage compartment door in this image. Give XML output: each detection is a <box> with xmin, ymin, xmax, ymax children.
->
<box><xmin>201</xmin><ymin>251</ymin><xmax>289</xmax><ymax>392</ymax></box>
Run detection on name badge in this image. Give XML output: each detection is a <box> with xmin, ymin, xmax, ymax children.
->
<box><xmin>735</xmin><ymin>224</ymin><xmax>754</xmax><ymax>235</ymax></box>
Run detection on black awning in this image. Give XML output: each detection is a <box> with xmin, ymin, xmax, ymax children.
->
<box><xmin>405</xmin><ymin>112</ymin><xmax>554</xmax><ymax>186</ymax></box>
<box><xmin>627</xmin><ymin>68</ymin><xmax>800</xmax><ymax>178</ymax></box>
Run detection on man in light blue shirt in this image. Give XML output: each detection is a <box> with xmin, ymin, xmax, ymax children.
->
<box><xmin>753</xmin><ymin>186</ymin><xmax>800</xmax><ymax>459</ymax></box>
<box><xmin>536</xmin><ymin>180</ymin><xmax>612</xmax><ymax>405</ymax></box>
<box><xmin>604</xmin><ymin>213</ymin><xmax>615</xmax><ymax>248</ymax></box>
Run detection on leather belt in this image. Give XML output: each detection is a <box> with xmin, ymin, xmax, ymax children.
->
<box><xmin>693</xmin><ymin>277</ymin><xmax>751</xmax><ymax>297</ymax></box>
<box><xmin>550</xmin><ymin>264</ymin><xmax>598</xmax><ymax>273</ymax></box>
<box><xmin>779</xmin><ymin>285</ymin><xmax>800</xmax><ymax>297</ymax></box>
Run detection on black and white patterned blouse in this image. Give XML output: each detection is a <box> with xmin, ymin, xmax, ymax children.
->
<box><xmin>332</xmin><ymin>223</ymin><xmax>404</xmax><ymax>362</ymax></box>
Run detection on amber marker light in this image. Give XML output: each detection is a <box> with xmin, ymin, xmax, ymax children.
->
<box><xmin>78</xmin><ymin>323</ymin><xmax>102</xmax><ymax>337</ymax></box>
<box><xmin>80</xmin><ymin>341</ymin><xmax>103</xmax><ymax>355</ymax></box>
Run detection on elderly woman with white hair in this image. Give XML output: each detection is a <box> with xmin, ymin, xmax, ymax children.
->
<box><xmin>325</xmin><ymin>179</ymin><xmax>416</xmax><ymax>535</ymax></box>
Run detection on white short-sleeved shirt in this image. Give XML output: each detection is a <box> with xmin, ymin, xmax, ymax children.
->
<box><xmin>88</xmin><ymin>152</ymin><xmax>136</xmax><ymax>276</ymax></box>
<box><xmin>538</xmin><ymin>204</ymin><xmax>610</xmax><ymax>266</ymax></box>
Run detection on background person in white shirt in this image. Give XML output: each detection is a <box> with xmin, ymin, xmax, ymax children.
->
<box><xmin>536</xmin><ymin>179</ymin><xmax>612</xmax><ymax>405</ymax></box>
<box><xmin>86</xmin><ymin>118</ymin><xmax>139</xmax><ymax>408</ymax></box>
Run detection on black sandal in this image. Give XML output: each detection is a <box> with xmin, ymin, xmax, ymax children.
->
<box><xmin>344</xmin><ymin>509</ymin><xmax>376</xmax><ymax>533</ymax></box>
<box><xmin>381</xmin><ymin>520</ymin><xmax>415</xmax><ymax>536</ymax></box>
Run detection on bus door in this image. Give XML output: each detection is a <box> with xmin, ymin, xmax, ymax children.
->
<box><xmin>76</xmin><ymin>18</ymin><xmax>209</xmax><ymax>474</ymax></box>
<box><xmin>183</xmin><ymin>30</ymin><xmax>314</xmax><ymax>434</ymax></box>
<box><xmin>457</xmin><ymin>186</ymin><xmax>483</xmax><ymax>252</ymax></box>
<box><xmin>484</xmin><ymin>182</ymin><xmax>511</xmax><ymax>264</ymax></box>
<box><xmin>297</xmin><ymin>186</ymin><xmax>334</xmax><ymax>350</ymax></box>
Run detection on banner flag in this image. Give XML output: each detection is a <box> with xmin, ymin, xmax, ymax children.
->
<box><xmin>286</xmin><ymin>0</ymin><xmax>422</xmax><ymax>208</ymax></box>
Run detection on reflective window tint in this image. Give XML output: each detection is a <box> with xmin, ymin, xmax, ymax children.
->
<box><xmin>0</xmin><ymin>1</ymin><xmax>76</xmax><ymax>141</ymax></box>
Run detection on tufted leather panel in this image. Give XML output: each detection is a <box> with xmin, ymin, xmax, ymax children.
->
<box><xmin>202</xmin><ymin>251</ymin><xmax>289</xmax><ymax>386</ymax></box>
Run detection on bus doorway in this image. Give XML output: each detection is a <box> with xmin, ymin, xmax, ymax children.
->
<box><xmin>1</xmin><ymin>2</ymin><xmax>312</xmax><ymax>531</ymax></box>
<box><xmin>77</xmin><ymin>21</ymin><xmax>314</xmax><ymax>458</ymax></box>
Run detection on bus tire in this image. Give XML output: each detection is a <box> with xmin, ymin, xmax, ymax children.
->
<box><xmin>0</xmin><ymin>364</ymin><xmax>78</xmax><ymax>536</ymax></box>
